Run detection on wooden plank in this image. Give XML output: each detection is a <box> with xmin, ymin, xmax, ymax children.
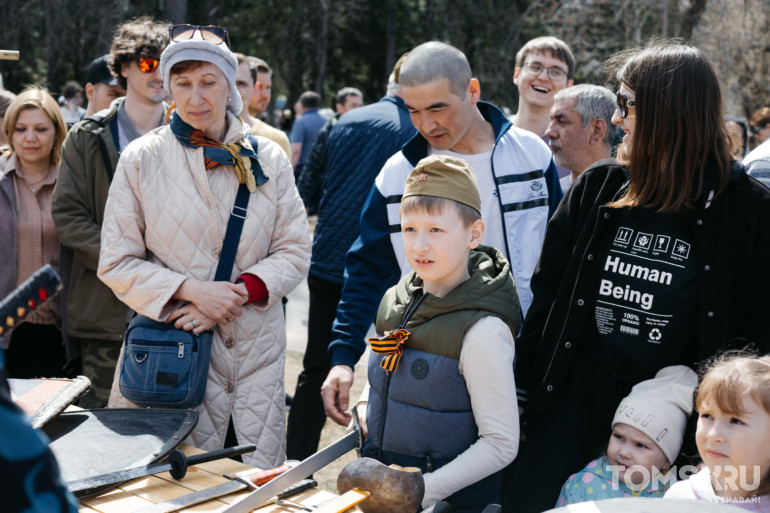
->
<box><xmin>79</xmin><ymin>486</ymin><xmax>155</xmax><ymax>513</ymax></box>
<box><xmin>188</xmin><ymin>457</ymin><xmax>255</xmax><ymax>477</ymax></box>
<box><xmin>314</xmin><ymin>489</ymin><xmax>370</xmax><ymax>513</ymax></box>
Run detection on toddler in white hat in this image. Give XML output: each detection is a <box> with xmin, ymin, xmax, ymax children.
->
<box><xmin>556</xmin><ymin>365</ymin><xmax>698</xmax><ymax>506</ymax></box>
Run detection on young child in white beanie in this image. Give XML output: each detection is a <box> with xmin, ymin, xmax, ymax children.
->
<box><xmin>556</xmin><ymin>365</ymin><xmax>698</xmax><ymax>506</ymax></box>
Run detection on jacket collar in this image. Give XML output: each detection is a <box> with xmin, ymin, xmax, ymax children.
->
<box><xmin>85</xmin><ymin>96</ymin><xmax>124</xmax><ymax>125</ymax></box>
<box><xmin>393</xmin><ymin>244</ymin><xmax>522</xmax><ymax>338</ymax></box>
<box><xmin>380</xmin><ymin>94</ymin><xmax>405</xmax><ymax>108</ymax></box>
<box><xmin>699</xmin><ymin>159</ymin><xmax>743</xmax><ymax>207</ymax></box>
<box><xmin>2</xmin><ymin>153</ymin><xmax>57</xmax><ymax>187</ymax></box>
<box><xmin>401</xmin><ymin>100</ymin><xmax>511</xmax><ymax>167</ymax></box>
<box><xmin>704</xmin><ymin>161</ymin><xmax>746</xmax><ymax>187</ymax></box>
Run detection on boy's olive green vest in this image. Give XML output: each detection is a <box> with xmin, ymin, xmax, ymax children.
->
<box><xmin>366</xmin><ymin>245</ymin><xmax>522</xmax><ymax>509</ymax></box>
<box><xmin>374</xmin><ymin>245</ymin><xmax>522</xmax><ymax>357</ymax></box>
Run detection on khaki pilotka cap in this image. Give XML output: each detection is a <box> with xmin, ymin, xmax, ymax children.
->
<box><xmin>402</xmin><ymin>154</ymin><xmax>482</xmax><ymax>213</ymax></box>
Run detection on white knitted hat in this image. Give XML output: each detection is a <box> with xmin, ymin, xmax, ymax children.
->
<box><xmin>159</xmin><ymin>35</ymin><xmax>242</xmax><ymax>116</ymax></box>
<box><xmin>612</xmin><ymin>365</ymin><xmax>698</xmax><ymax>464</ymax></box>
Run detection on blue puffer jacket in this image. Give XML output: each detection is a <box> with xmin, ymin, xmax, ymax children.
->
<box><xmin>309</xmin><ymin>95</ymin><xmax>416</xmax><ymax>284</ymax></box>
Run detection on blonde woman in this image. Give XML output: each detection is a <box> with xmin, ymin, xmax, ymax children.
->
<box><xmin>0</xmin><ymin>87</ymin><xmax>68</xmax><ymax>378</ymax></box>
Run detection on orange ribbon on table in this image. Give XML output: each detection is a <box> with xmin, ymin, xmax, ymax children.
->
<box><xmin>369</xmin><ymin>328</ymin><xmax>411</xmax><ymax>372</ymax></box>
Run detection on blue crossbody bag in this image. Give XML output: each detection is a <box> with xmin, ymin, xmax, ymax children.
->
<box><xmin>118</xmin><ymin>137</ymin><xmax>263</xmax><ymax>408</ymax></box>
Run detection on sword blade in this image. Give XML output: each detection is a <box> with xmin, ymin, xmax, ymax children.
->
<box><xmin>134</xmin><ymin>480</ymin><xmax>248</xmax><ymax>513</ymax></box>
<box><xmin>222</xmin><ymin>429</ymin><xmax>360</xmax><ymax>513</ymax></box>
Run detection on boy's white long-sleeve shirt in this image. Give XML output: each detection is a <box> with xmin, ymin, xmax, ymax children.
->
<box><xmin>359</xmin><ymin>315</ymin><xmax>520</xmax><ymax>508</ymax></box>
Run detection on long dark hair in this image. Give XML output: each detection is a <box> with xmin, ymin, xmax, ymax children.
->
<box><xmin>606</xmin><ymin>40</ymin><xmax>733</xmax><ymax>213</ymax></box>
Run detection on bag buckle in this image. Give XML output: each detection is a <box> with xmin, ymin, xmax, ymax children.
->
<box><xmin>231</xmin><ymin>205</ymin><xmax>248</xmax><ymax>220</ymax></box>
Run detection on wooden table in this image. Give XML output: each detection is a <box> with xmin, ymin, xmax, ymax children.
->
<box><xmin>78</xmin><ymin>445</ymin><xmax>363</xmax><ymax>513</ymax></box>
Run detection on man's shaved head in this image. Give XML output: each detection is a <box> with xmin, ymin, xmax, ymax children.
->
<box><xmin>399</xmin><ymin>41</ymin><xmax>472</xmax><ymax>98</ymax></box>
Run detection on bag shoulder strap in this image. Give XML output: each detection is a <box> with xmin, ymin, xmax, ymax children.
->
<box><xmin>96</xmin><ymin>130</ymin><xmax>115</xmax><ymax>181</ymax></box>
<box><xmin>82</xmin><ymin>111</ymin><xmax>119</xmax><ymax>181</ymax></box>
<box><xmin>213</xmin><ymin>136</ymin><xmax>265</xmax><ymax>281</ymax></box>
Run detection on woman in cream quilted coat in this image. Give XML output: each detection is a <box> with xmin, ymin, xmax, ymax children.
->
<box><xmin>98</xmin><ymin>27</ymin><xmax>310</xmax><ymax>469</ymax></box>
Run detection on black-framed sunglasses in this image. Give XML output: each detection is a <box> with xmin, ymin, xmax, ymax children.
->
<box><xmin>169</xmin><ymin>25</ymin><xmax>230</xmax><ymax>48</ymax></box>
<box><xmin>616</xmin><ymin>91</ymin><xmax>637</xmax><ymax>119</ymax></box>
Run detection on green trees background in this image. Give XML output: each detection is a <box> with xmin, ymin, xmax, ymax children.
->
<box><xmin>1</xmin><ymin>0</ymin><xmax>768</xmax><ymax>118</ymax></box>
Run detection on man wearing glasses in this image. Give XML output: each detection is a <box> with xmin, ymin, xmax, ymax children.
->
<box><xmin>510</xmin><ymin>36</ymin><xmax>575</xmax><ymax>137</ymax></box>
<box><xmin>52</xmin><ymin>17</ymin><xmax>170</xmax><ymax>408</ymax></box>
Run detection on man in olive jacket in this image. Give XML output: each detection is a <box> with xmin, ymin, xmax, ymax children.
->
<box><xmin>51</xmin><ymin>17</ymin><xmax>169</xmax><ymax>407</ymax></box>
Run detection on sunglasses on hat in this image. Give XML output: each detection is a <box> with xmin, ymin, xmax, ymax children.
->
<box><xmin>169</xmin><ymin>24</ymin><xmax>230</xmax><ymax>48</ymax></box>
<box><xmin>616</xmin><ymin>91</ymin><xmax>637</xmax><ymax>119</ymax></box>
<box><xmin>137</xmin><ymin>57</ymin><xmax>159</xmax><ymax>73</ymax></box>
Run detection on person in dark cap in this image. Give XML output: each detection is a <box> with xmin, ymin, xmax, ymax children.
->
<box><xmin>84</xmin><ymin>54</ymin><xmax>125</xmax><ymax>117</ymax></box>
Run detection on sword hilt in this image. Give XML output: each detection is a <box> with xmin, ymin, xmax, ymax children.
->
<box><xmin>168</xmin><ymin>444</ymin><xmax>257</xmax><ymax>480</ymax></box>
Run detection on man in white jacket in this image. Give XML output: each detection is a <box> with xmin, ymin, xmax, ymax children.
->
<box><xmin>321</xmin><ymin>41</ymin><xmax>563</xmax><ymax>427</ymax></box>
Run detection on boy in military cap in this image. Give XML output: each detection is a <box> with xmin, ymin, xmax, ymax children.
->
<box><xmin>356</xmin><ymin>154</ymin><xmax>521</xmax><ymax>511</ymax></box>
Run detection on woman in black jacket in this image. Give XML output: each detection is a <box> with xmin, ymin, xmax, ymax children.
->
<box><xmin>502</xmin><ymin>40</ymin><xmax>770</xmax><ymax>512</ymax></box>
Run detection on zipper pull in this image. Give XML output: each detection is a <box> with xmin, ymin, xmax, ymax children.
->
<box><xmin>426</xmin><ymin>454</ymin><xmax>433</xmax><ymax>472</ymax></box>
<box><xmin>178</xmin><ymin>342</ymin><xmax>184</xmax><ymax>358</ymax></box>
